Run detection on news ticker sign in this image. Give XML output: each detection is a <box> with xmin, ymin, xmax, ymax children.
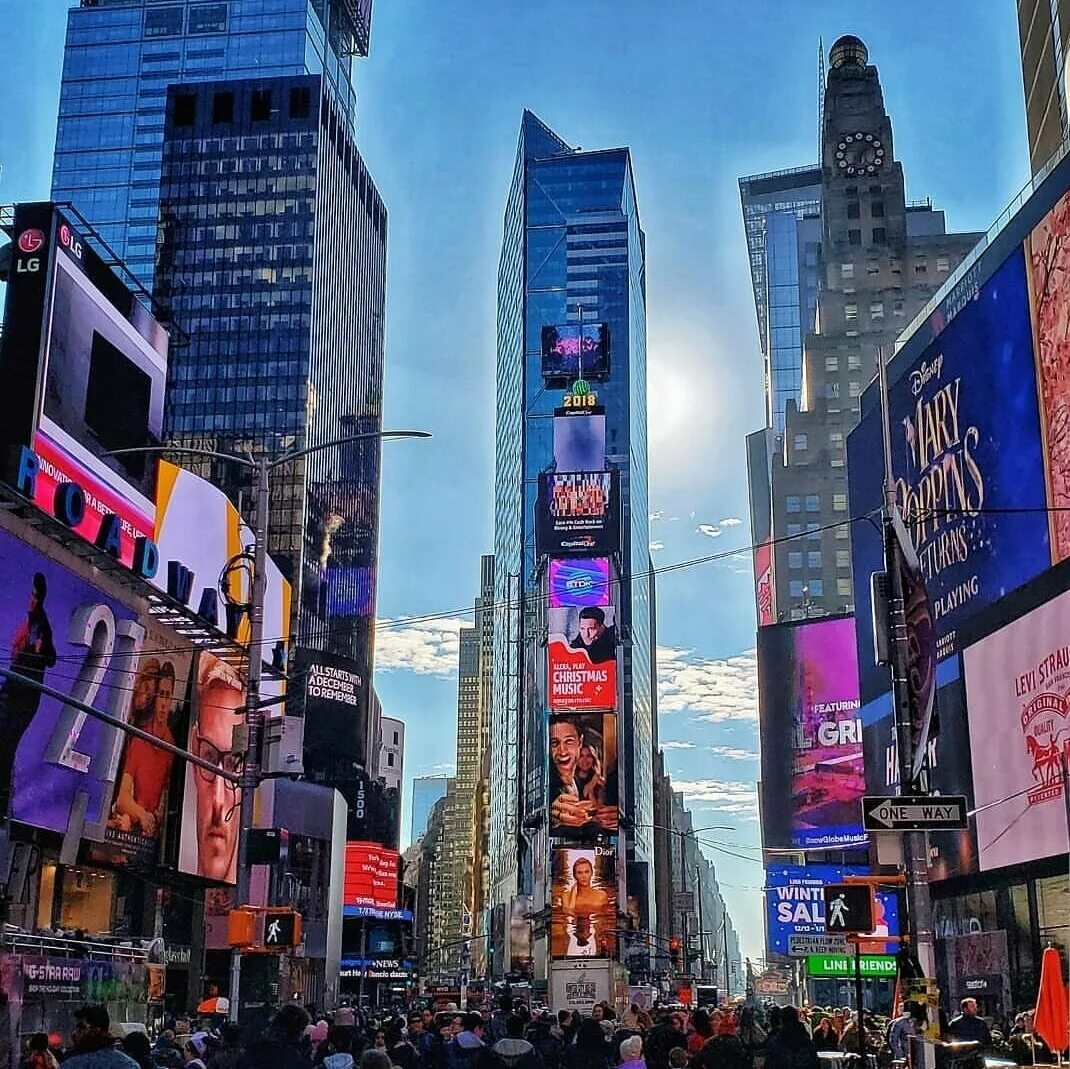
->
<box><xmin>344</xmin><ymin>841</ymin><xmax>399</xmax><ymax>911</ymax></box>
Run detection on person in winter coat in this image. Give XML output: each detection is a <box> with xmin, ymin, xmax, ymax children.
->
<box><xmin>527</xmin><ymin>1013</ymin><xmax>565</xmax><ymax>1069</ymax></box>
<box><xmin>237</xmin><ymin>1005</ymin><xmax>314</xmax><ymax>1069</ymax></box>
<box><xmin>322</xmin><ymin>1028</ymin><xmax>356</xmax><ymax>1069</ymax></box>
<box><xmin>686</xmin><ymin>1012</ymin><xmax>713</xmax><ymax>1059</ymax></box>
<box><xmin>737</xmin><ymin>1009</ymin><xmax>767</xmax><ymax>1055</ymax></box>
<box><xmin>565</xmin><ymin>1018</ymin><xmax>611</xmax><ymax>1069</ymax></box>
<box><xmin>490</xmin><ymin>1000</ymin><xmax>515</xmax><ymax>1046</ymax></box>
<box><xmin>643</xmin><ymin>1013</ymin><xmax>686</xmax><ymax>1069</ymax></box>
<box><xmin>119</xmin><ymin>1034</ymin><xmax>154</xmax><ymax>1069</ymax></box>
<box><xmin>182</xmin><ymin>1038</ymin><xmax>208</xmax><ymax>1069</ymax></box>
<box><xmin>62</xmin><ymin>1006</ymin><xmax>139</xmax><ymax>1069</ymax></box>
<box><xmin>387</xmin><ymin>1025</ymin><xmax>419</xmax><ymax>1069</ymax></box>
<box><xmin>763</xmin><ymin>1008</ymin><xmax>818</xmax><ymax>1069</ymax></box>
<box><xmin>491</xmin><ymin>1015</ymin><xmax>544</xmax><ymax>1069</ymax></box>
<box><xmin>691</xmin><ymin>1014</ymin><xmax>749</xmax><ymax>1069</ymax></box>
<box><xmin>617</xmin><ymin>1036</ymin><xmax>646</xmax><ymax>1069</ymax></box>
<box><xmin>445</xmin><ymin>1013</ymin><xmax>491</xmax><ymax>1069</ymax></box>
<box><xmin>20</xmin><ymin>1033</ymin><xmax>59</xmax><ymax>1069</ymax></box>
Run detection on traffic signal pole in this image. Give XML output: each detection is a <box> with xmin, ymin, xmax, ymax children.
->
<box><xmin>878</xmin><ymin>354</ymin><xmax>935</xmax><ymax>979</ymax></box>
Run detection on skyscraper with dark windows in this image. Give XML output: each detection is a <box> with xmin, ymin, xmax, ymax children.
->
<box><xmin>52</xmin><ymin>0</ymin><xmax>371</xmax><ymax>289</ymax></box>
<box><xmin>490</xmin><ymin>111</ymin><xmax>654</xmax><ymax>985</ymax></box>
<box><xmin>154</xmin><ymin>71</ymin><xmax>385</xmax><ymax>699</ymax></box>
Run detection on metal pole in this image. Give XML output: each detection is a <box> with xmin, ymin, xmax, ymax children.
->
<box><xmin>878</xmin><ymin>350</ymin><xmax>935</xmax><ymax>979</ymax></box>
<box><xmin>358</xmin><ymin>920</ymin><xmax>368</xmax><ymax>1008</ymax></box>
<box><xmin>229</xmin><ymin>456</ymin><xmax>271</xmax><ymax>1021</ymax></box>
<box><xmin>724</xmin><ymin>918</ymin><xmax>730</xmax><ymax>999</ymax></box>
<box><xmin>855</xmin><ymin>942</ymin><xmax>866</xmax><ymax>1059</ymax></box>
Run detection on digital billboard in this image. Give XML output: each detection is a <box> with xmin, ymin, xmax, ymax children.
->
<box><xmin>548</xmin><ymin>558</ymin><xmax>611</xmax><ymax>609</ymax></box>
<box><xmin>547</xmin><ymin>606</ymin><xmax>618</xmax><ymax>711</ymax></box>
<box><xmin>0</xmin><ymin>205</ymin><xmax>170</xmax><ymax>569</ymax></box>
<box><xmin>177</xmin><ymin>652</ymin><xmax>247</xmax><ymax>884</ymax></box>
<box><xmin>964</xmin><ymin>588</ymin><xmax>1070</xmax><ymax>872</ymax></box>
<box><xmin>861</xmin><ymin>657</ymin><xmax>978</xmax><ymax>880</ymax></box>
<box><xmin>344</xmin><ymin>841</ymin><xmax>399</xmax><ymax>911</ymax></box>
<box><xmin>537</xmin><ymin>471</ymin><xmax>620</xmax><ymax>557</ymax></box>
<box><xmin>296</xmin><ymin>648</ymin><xmax>368</xmax><ymax>781</ymax></box>
<box><xmin>553</xmin><ymin>410</ymin><xmax>606</xmax><ymax>472</ymax></box>
<box><xmin>849</xmin><ymin>247</ymin><xmax>1052</xmax><ymax>700</ymax></box>
<box><xmin>757</xmin><ymin>617</ymin><xmax>866</xmax><ymax>850</ymax></box>
<box><xmin>104</xmin><ymin>643</ymin><xmax>194</xmax><ymax>863</ymax></box>
<box><xmin>549</xmin><ymin>712</ymin><xmax>618</xmax><ymax>837</ymax></box>
<box><xmin>0</xmin><ymin>528</ymin><xmax>145</xmax><ymax>836</ymax></box>
<box><xmin>153</xmin><ymin>461</ymin><xmax>291</xmax><ymax>661</ymax></box>
<box><xmin>549</xmin><ymin>846</ymin><xmax>617</xmax><ymax>959</ymax></box>
<box><xmin>765</xmin><ymin>865</ymin><xmax>900</xmax><ymax>956</ymax></box>
<box><xmin>541</xmin><ymin>323</ymin><xmax>610</xmax><ymax>380</ymax></box>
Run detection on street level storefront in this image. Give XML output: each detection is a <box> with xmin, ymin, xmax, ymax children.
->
<box><xmin>930</xmin><ymin>855</ymin><xmax>1070</xmax><ymax>1020</ymax></box>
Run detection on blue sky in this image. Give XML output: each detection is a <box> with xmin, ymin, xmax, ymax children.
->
<box><xmin>1</xmin><ymin>1</ymin><xmax>1029</xmax><ymax>962</ymax></box>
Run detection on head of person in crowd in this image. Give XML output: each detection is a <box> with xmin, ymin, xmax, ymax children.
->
<box><xmin>71</xmin><ymin>1006</ymin><xmax>115</xmax><ymax>1054</ymax></box>
<box><xmin>360</xmin><ymin>1052</ymin><xmax>393</xmax><ymax>1069</ymax></box>
<box><xmin>619</xmin><ymin>1035</ymin><xmax>646</xmax><ymax>1069</ymax></box>
<box><xmin>692</xmin><ymin>1010</ymin><xmax>712</xmax><ymax>1040</ymax></box>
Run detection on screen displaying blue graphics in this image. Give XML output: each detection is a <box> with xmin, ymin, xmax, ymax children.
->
<box><xmin>849</xmin><ymin>247</ymin><xmax>1051</xmax><ymax>702</ymax></box>
<box><xmin>548</xmin><ymin>557</ymin><xmax>612</xmax><ymax>608</ymax></box>
<box><xmin>765</xmin><ymin>864</ymin><xmax>900</xmax><ymax>956</ymax></box>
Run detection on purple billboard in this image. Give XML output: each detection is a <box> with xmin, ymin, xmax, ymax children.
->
<box><xmin>758</xmin><ymin>616</ymin><xmax>866</xmax><ymax>850</ymax></box>
<box><xmin>0</xmin><ymin>529</ymin><xmax>143</xmax><ymax>835</ymax></box>
<box><xmin>548</xmin><ymin>558</ymin><xmax>611</xmax><ymax>608</ymax></box>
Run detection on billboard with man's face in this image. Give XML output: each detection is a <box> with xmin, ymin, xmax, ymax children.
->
<box><xmin>547</xmin><ymin>606</ymin><xmax>618</xmax><ymax>711</ymax></box>
<box><xmin>549</xmin><ymin>846</ymin><xmax>617</xmax><ymax>959</ymax></box>
<box><xmin>0</xmin><ymin>528</ymin><xmax>147</xmax><ymax>835</ymax></box>
<box><xmin>177</xmin><ymin>652</ymin><xmax>247</xmax><ymax>884</ymax></box>
<box><xmin>548</xmin><ymin>712</ymin><xmax>618</xmax><ymax>838</ymax></box>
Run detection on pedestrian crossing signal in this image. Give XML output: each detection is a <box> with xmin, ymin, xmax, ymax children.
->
<box><xmin>822</xmin><ymin>884</ymin><xmax>876</xmax><ymax>934</ymax></box>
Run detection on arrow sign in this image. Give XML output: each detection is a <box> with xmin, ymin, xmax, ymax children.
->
<box><xmin>862</xmin><ymin>795</ymin><xmax>968</xmax><ymax>831</ymax></box>
<box><xmin>788</xmin><ymin>935</ymin><xmax>849</xmax><ymax>958</ymax></box>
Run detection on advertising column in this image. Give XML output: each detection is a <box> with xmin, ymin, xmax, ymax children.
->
<box><xmin>536</xmin><ymin>336</ymin><xmax>623</xmax><ymax>1007</ymax></box>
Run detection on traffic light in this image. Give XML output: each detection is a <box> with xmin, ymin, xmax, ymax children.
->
<box><xmin>669</xmin><ymin>937</ymin><xmax>682</xmax><ymax>967</ymax></box>
<box><xmin>822</xmin><ymin>883</ymin><xmax>876</xmax><ymax>934</ymax></box>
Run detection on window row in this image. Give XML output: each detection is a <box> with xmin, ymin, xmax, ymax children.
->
<box><xmin>784</xmin><ymin>493</ymin><xmax>849</xmax><ymax>513</ymax></box>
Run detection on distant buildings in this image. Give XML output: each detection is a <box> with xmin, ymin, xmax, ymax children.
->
<box><xmin>411</xmin><ymin>777</ymin><xmax>449</xmax><ymax>843</ymax></box>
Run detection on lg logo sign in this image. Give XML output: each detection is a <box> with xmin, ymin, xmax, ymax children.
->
<box><xmin>15</xmin><ymin>229</ymin><xmax>45</xmax><ymax>275</ymax></box>
<box><xmin>58</xmin><ymin>223</ymin><xmax>83</xmax><ymax>260</ymax></box>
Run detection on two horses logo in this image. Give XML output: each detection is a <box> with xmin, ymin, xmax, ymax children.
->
<box><xmin>1021</xmin><ymin>691</ymin><xmax>1070</xmax><ymax>805</ymax></box>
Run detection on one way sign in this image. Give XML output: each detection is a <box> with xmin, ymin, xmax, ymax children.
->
<box><xmin>862</xmin><ymin>795</ymin><xmax>968</xmax><ymax>832</ymax></box>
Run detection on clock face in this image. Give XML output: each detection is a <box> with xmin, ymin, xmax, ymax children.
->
<box><xmin>835</xmin><ymin>131</ymin><xmax>886</xmax><ymax>176</ymax></box>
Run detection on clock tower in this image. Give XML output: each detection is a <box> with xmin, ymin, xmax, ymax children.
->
<box><xmin>821</xmin><ymin>34</ymin><xmax>907</xmax><ymax>251</ymax></box>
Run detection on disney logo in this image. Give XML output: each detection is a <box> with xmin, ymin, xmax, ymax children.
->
<box><xmin>910</xmin><ymin>354</ymin><xmax>944</xmax><ymax>396</ymax></box>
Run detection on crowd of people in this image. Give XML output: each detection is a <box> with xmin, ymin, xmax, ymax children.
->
<box><xmin>17</xmin><ymin>995</ymin><xmax>1008</xmax><ymax>1069</ymax></box>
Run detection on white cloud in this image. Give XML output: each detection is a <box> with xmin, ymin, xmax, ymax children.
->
<box><xmin>649</xmin><ymin>511</ymin><xmax>664</xmax><ymax>522</ymax></box>
<box><xmin>697</xmin><ymin>524</ymin><xmax>722</xmax><ymax>538</ymax></box>
<box><xmin>671</xmin><ymin>778</ymin><xmax>758</xmax><ymax>816</ymax></box>
<box><xmin>710</xmin><ymin>745</ymin><xmax>759</xmax><ymax>761</ymax></box>
<box><xmin>374</xmin><ymin>616</ymin><xmax>470</xmax><ymax>677</ymax></box>
<box><xmin>650</xmin><ymin>540</ymin><xmax>665</xmax><ymax>552</ymax></box>
<box><xmin>657</xmin><ymin>646</ymin><xmax>757</xmax><ymax>723</ymax></box>
<box><xmin>661</xmin><ymin>740</ymin><xmax>696</xmax><ymax>750</ymax></box>
<box><xmin>719</xmin><ymin>517</ymin><xmax>743</xmax><ymax>527</ymax></box>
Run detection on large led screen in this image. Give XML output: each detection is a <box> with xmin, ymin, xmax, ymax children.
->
<box><xmin>296</xmin><ymin>648</ymin><xmax>368</xmax><ymax>773</ymax></box>
<box><xmin>344</xmin><ymin>841</ymin><xmax>399</xmax><ymax>911</ymax></box>
<box><xmin>964</xmin><ymin>588</ymin><xmax>1070</xmax><ymax>872</ymax></box>
<box><xmin>757</xmin><ymin>617</ymin><xmax>866</xmax><ymax>850</ymax></box>
<box><xmin>553</xmin><ymin>411</ymin><xmax>606</xmax><ymax>472</ymax></box>
<box><xmin>549</xmin><ymin>712</ymin><xmax>618</xmax><ymax>837</ymax></box>
<box><xmin>548</xmin><ymin>606</ymin><xmax>618</xmax><ymax>711</ymax></box>
<box><xmin>541</xmin><ymin>323</ymin><xmax>610</xmax><ymax>380</ymax></box>
<box><xmin>549</xmin><ymin>558</ymin><xmax>611</xmax><ymax>609</ymax></box>
<box><xmin>0</xmin><ymin>529</ymin><xmax>144</xmax><ymax>835</ymax></box>
<box><xmin>177</xmin><ymin>652</ymin><xmax>247</xmax><ymax>884</ymax></box>
<box><xmin>537</xmin><ymin>471</ymin><xmax>620</xmax><ymax>557</ymax></box>
<box><xmin>104</xmin><ymin>643</ymin><xmax>194</xmax><ymax>863</ymax></box>
<box><xmin>861</xmin><ymin>657</ymin><xmax>977</xmax><ymax>879</ymax></box>
<box><xmin>550</xmin><ymin>846</ymin><xmax>617</xmax><ymax>959</ymax></box>
<box><xmin>849</xmin><ymin>247</ymin><xmax>1051</xmax><ymax>701</ymax></box>
<box><xmin>765</xmin><ymin>865</ymin><xmax>899</xmax><ymax>956</ymax></box>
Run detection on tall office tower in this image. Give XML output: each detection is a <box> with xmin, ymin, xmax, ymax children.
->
<box><xmin>1019</xmin><ymin>0</ymin><xmax>1070</xmax><ymax>175</ymax></box>
<box><xmin>491</xmin><ymin>111</ymin><xmax>653</xmax><ymax>985</ymax></box>
<box><xmin>378</xmin><ymin>716</ymin><xmax>405</xmax><ymax>791</ymax></box>
<box><xmin>738</xmin><ymin>166</ymin><xmax>823</xmax><ymax>434</ymax></box>
<box><xmin>742</xmin><ymin>37</ymin><xmax>981</xmax><ymax>623</ymax></box>
<box><xmin>52</xmin><ymin>0</ymin><xmax>372</xmax><ymax>288</ymax></box>
<box><xmin>410</xmin><ymin>776</ymin><xmax>449</xmax><ymax>843</ymax></box>
<box><xmin>155</xmin><ymin>75</ymin><xmax>386</xmax><ymax>712</ymax></box>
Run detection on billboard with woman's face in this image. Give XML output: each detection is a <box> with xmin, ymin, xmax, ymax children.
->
<box><xmin>549</xmin><ymin>846</ymin><xmax>617</xmax><ymax>959</ymax></box>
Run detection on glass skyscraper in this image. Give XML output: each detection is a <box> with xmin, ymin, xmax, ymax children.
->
<box><xmin>490</xmin><ymin>111</ymin><xmax>653</xmax><ymax>968</ymax></box>
<box><xmin>52</xmin><ymin>0</ymin><xmax>371</xmax><ymax>288</ymax></box>
<box><xmin>738</xmin><ymin>165</ymin><xmax>822</xmax><ymax>433</ymax></box>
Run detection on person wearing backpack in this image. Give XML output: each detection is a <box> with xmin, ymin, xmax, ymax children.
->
<box><xmin>490</xmin><ymin>1016</ymin><xmax>543</xmax><ymax>1069</ymax></box>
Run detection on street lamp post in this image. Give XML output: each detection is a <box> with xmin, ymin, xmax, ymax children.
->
<box><xmin>108</xmin><ymin>429</ymin><xmax>430</xmax><ymax>1019</ymax></box>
